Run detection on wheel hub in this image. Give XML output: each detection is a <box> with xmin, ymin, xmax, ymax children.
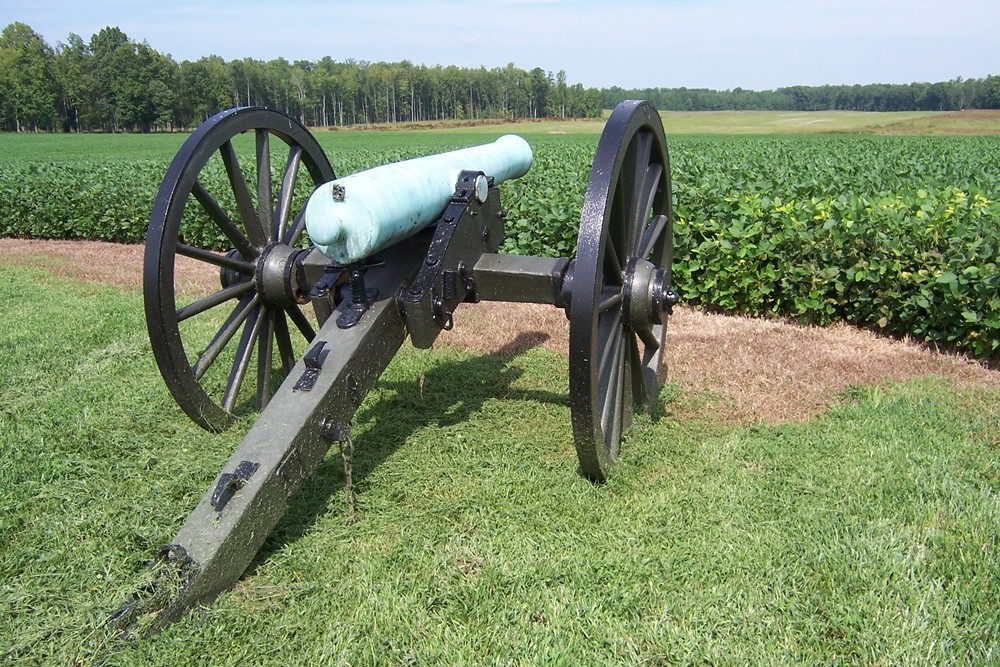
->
<box><xmin>623</xmin><ymin>258</ymin><xmax>678</xmax><ymax>331</ymax></box>
<box><xmin>255</xmin><ymin>242</ymin><xmax>310</xmax><ymax>307</ymax></box>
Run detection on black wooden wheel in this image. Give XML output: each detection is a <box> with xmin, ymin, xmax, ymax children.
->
<box><xmin>569</xmin><ymin>100</ymin><xmax>674</xmax><ymax>481</ymax></box>
<box><xmin>145</xmin><ymin>107</ymin><xmax>335</xmax><ymax>431</ymax></box>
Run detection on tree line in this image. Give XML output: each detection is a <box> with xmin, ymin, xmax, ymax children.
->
<box><xmin>602</xmin><ymin>78</ymin><xmax>1000</xmax><ymax>113</ymax></box>
<box><xmin>0</xmin><ymin>22</ymin><xmax>602</xmax><ymax>133</ymax></box>
<box><xmin>1</xmin><ymin>21</ymin><xmax>998</xmax><ymax>133</ymax></box>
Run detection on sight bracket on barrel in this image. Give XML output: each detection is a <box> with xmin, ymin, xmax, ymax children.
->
<box><xmin>123</xmin><ymin>100</ymin><xmax>676</xmax><ymax>635</ymax></box>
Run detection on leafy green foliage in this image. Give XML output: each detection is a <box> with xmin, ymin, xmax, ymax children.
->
<box><xmin>1</xmin><ymin>131</ymin><xmax>998</xmax><ymax>359</ymax></box>
<box><xmin>604</xmin><ymin>77</ymin><xmax>1000</xmax><ymax>112</ymax></box>
<box><xmin>0</xmin><ymin>20</ymin><xmax>605</xmax><ymax>132</ymax></box>
<box><xmin>669</xmin><ymin>135</ymin><xmax>1000</xmax><ymax>360</ymax></box>
<box><xmin>500</xmin><ymin>137</ymin><xmax>594</xmax><ymax>257</ymax></box>
<box><xmin>0</xmin><ymin>22</ymin><xmax>58</xmax><ymax>132</ymax></box>
<box><xmin>0</xmin><ymin>160</ymin><xmax>162</xmax><ymax>242</ymax></box>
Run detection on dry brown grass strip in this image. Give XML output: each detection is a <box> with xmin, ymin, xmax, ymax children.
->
<box><xmin>660</xmin><ymin>307</ymin><xmax>999</xmax><ymax>424</ymax></box>
<box><xmin>3</xmin><ymin>237</ymin><xmax>996</xmax><ymax>425</ymax></box>
<box><xmin>0</xmin><ymin>238</ymin><xmax>212</xmax><ymax>293</ymax></box>
<box><xmin>439</xmin><ymin>301</ymin><xmax>999</xmax><ymax>424</ymax></box>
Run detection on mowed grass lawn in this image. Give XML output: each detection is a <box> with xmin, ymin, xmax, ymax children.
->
<box><xmin>1</xmin><ymin>261</ymin><xmax>998</xmax><ymax>665</ymax></box>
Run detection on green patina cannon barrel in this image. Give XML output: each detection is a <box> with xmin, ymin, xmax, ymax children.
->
<box><xmin>304</xmin><ymin>135</ymin><xmax>533</xmax><ymax>264</ymax></box>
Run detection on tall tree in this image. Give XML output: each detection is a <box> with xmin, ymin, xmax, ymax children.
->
<box><xmin>88</xmin><ymin>26</ymin><xmax>131</xmax><ymax>130</ymax></box>
<box><xmin>53</xmin><ymin>33</ymin><xmax>93</xmax><ymax>131</ymax></box>
<box><xmin>529</xmin><ymin>67</ymin><xmax>550</xmax><ymax>118</ymax></box>
<box><xmin>978</xmin><ymin>75</ymin><xmax>1000</xmax><ymax>108</ymax></box>
<box><xmin>0</xmin><ymin>22</ymin><xmax>58</xmax><ymax>131</ymax></box>
<box><xmin>176</xmin><ymin>56</ymin><xmax>231</xmax><ymax>127</ymax></box>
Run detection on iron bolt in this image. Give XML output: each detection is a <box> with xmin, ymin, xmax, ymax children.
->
<box><xmin>318</xmin><ymin>416</ymin><xmax>349</xmax><ymax>442</ymax></box>
<box><xmin>652</xmin><ymin>279</ymin><xmax>679</xmax><ymax>318</ymax></box>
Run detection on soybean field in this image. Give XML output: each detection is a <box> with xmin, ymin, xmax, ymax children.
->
<box><xmin>2</xmin><ymin>116</ymin><xmax>998</xmax><ymax>360</ymax></box>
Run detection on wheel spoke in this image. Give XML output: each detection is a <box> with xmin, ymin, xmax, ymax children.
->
<box><xmin>626</xmin><ymin>132</ymin><xmax>654</xmax><ymax>253</ymax></box>
<box><xmin>638</xmin><ymin>214</ymin><xmax>670</xmax><ymax>262</ymax></box>
<box><xmin>596</xmin><ymin>310</ymin><xmax>624</xmax><ymax>388</ymax></box>
<box><xmin>222</xmin><ymin>305</ymin><xmax>264</xmax><ymax>413</ymax></box>
<box><xmin>637</xmin><ymin>326</ymin><xmax>660</xmax><ymax>351</ymax></box>
<box><xmin>285</xmin><ymin>208</ymin><xmax>307</xmax><ymax>246</ymax></box>
<box><xmin>256</xmin><ymin>129</ymin><xmax>274</xmax><ymax>243</ymax></box>
<box><xmin>640</xmin><ymin>325</ymin><xmax>664</xmax><ymax>407</ymax></box>
<box><xmin>598</xmin><ymin>289</ymin><xmax>622</xmax><ymax>313</ymax></box>
<box><xmin>276</xmin><ymin>145</ymin><xmax>303</xmax><ymax>242</ymax></box>
<box><xmin>192</xmin><ymin>294</ymin><xmax>259</xmax><ymax>381</ymax></box>
<box><xmin>633</xmin><ymin>163</ymin><xmax>663</xmax><ymax>254</ymax></box>
<box><xmin>220</xmin><ymin>139</ymin><xmax>267</xmax><ymax>248</ymax></box>
<box><xmin>631</xmin><ymin>131</ymin><xmax>653</xmax><ymax>200</ymax></box>
<box><xmin>256</xmin><ymin>305</ymin><xmax>275</xmax><ymax>410</ymax></box>
<box><xmin>177</xmin><ymin>243</ymin><xmax>255</xmax><ymax>275</ymax></box>
<box><xmin>642</xmin><ymin>327</ymin><xmax>663</xmax><ymax>405</ymax></box>
<box><xmin>599</xmin><ymin>328</ymin><xmax>626</xmax><ymax>443</ymax></box>
<box><xmin>603</xmin><ymin>203</ymin><xmax>625</xmax><ymax>286</ymax></box>
<box><xmin>629</xmin><ymin>333</ymin><xmax>645</xmax><ymax>406</ymax></box>
<box><xmin>176</xmin><ymin>281</ymin><xmax>255</xmax><ymax>322</ymax></box>
<box><xmin>192</xmin><ymin>180</ymin><xmax>257</xmax><ymax>259</ymax></box>
<box><xmin>614</xmin><ymin>130</ymin><xmax>651</xmax><ymax>255</ymax></box>
<box><xmin>605</xmin><ymin>192</ymin><xmax>626</xmax><ymax>284</ymax></box>
<box><xmin>285</xmin><ymin>303</ymin><xmax>316</xmax><ymax>341</ymax></box>
<box><xmin>604</xmin><ymin>236</ymin><xmax>624</xmax><ymax>285</ymax></box>
<box><xmin>274</xmin><ymin>310</ymin><xmax>297</xmax><ymax>374</ymax></box>
<box><xmin>604</xmin><ymin>360</ymin><xmax>632</xmax><ymax>458</ymax></box>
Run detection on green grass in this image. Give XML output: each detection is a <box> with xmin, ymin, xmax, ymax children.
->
<box><xmin>0</xmin><ymin>132</ymin><xmax>190</xmax><ymax>163</ymax></box>
<box><xmin>315</xmin><ymin>110</ymin><xmax>983</xmax><ymax>137</ymax></box>
<box><xmin>2</xmin><ymin>110</ymin><xmax>991</xmax><ymax>165</ymax></box>
<box><xmin>1</xmin><ymin>265</ymin><xmax>998</xmax><ymax>665</ymax></box>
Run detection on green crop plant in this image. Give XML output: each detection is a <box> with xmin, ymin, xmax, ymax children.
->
<box><xmin>1</xmin><ymin>132</ymin><xmax>997</xmax><ymax>360</ymax></box>
<box><xmin>668</xmin><ymin>136</ymin><xmax>1000</xmax><ymax>360</ymax></box>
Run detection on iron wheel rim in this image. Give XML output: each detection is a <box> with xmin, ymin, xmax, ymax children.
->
<box><xmin>144</xmin><ymin>107</ymin><xmax>335</xmax><ymax>430</ymax></box>
<box><xmin>569</xmin><ymin>100</ymin><xmax>673</xmax><ymax>481</ymax></box>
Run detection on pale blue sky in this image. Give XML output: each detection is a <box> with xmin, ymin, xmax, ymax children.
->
<box><xmin>4</xmin><ymin>0</ymin><xmax>998</xmax><ymax>90</ymax></box>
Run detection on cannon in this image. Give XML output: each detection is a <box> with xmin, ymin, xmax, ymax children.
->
<box><xmin>112</xmin><ymin>100</ymin><xmax>676</xmax><ymax>632</ymax></box>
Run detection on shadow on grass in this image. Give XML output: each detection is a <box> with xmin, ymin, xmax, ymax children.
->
<box><xmin>250</xmin><ymin>331</ymin><xmax>568</xmax><ymax>571</ymax></box>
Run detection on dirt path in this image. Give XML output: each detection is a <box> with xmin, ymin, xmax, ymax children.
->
<box><xmin>3</xmin><ymin>237</ymin><xmax>997</xmax><ymax>424</ymax></box>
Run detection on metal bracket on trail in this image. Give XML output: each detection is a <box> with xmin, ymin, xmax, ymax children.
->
<box><xmin>293</xmin><ymin>341</ymin><xmax>328</xmax><ymax>392</ymax></box>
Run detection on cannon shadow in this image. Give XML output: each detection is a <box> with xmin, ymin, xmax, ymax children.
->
<box><xmin>250</xmin><ymin>331</ymin><xmax>567</xmax><ymax>570</ymax></box>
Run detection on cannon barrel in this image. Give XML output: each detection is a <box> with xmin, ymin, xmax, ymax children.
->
<box><xmin>304</xmin><ymin>135</ymin><xmax>532</xmax><ymax>264</ymax></box>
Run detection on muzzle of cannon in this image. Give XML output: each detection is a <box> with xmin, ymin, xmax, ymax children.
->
<box><xmin>114</xmin><ymin>100</ymin><xmax>677</xmax><ymax>633</ymax></box>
